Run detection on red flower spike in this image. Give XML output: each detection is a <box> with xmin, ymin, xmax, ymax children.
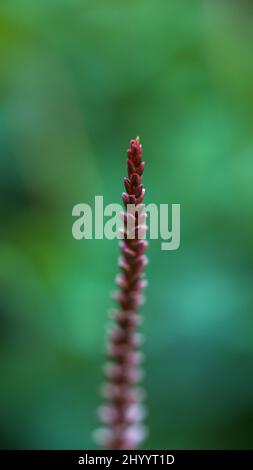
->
<box><xmin>96</xmin><ymin>137</ymin><xmax>148</xmax><ymax>450</ymax></box>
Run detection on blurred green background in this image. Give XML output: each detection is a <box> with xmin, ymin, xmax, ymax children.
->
<box><xmin>1</xmin><ymin>0</ymin><xmax>253</xmax><ymax>450</ymax></box>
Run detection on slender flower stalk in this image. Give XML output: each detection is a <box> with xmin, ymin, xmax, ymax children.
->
<box><xmin>96</xmin><ymin>137</ymin><xmax>148</xmax><ymax>450</ymax></box>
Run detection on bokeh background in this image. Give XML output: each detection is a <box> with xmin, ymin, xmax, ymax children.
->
<box><xmin>1</xmin><ymin>0</ymin><xmax>253</xmax><ymax>450</ymax></box>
